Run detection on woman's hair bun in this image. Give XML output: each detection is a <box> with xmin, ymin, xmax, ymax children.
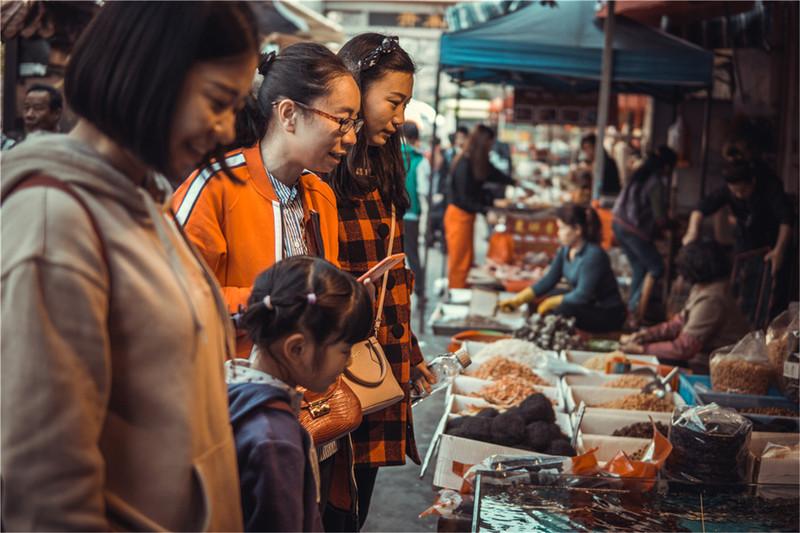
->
<box><xmin>258</xmin><ymin>51</ymin><xmax>277</xmax><ymax>76</ymax></box>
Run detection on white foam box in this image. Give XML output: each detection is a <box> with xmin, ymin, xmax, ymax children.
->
<box><xmin>575</xmin><ymin>409</ymin><xmax>672</xmax><ymax>436</ymax></box>
<box><xmin>562</xmin><ymin>373</ymin><xmax>655</xmax><ymax>388</ymax></box>
<box><xmin>752</xmin><ymin>432</ymin><xmax>800</xmax><ymax>486</ymax></box>
<box><xmin>464</xmin><ymin>356</ymin><xmax>560</xmax><ymax>387</ymax></box>
<box><xmin>566</xmin><ymin>385</ymin><xmax>685</xmax><ymax>415</ymax></box>
<box><xmin>434</xmin><ymin>405</ymin><xmax>573</xmax><ymax>490</ymax></box>
<box><xmin>562</xmin><ymin>350</ymin><xmax>660</xmax><ymax>368</ymax></box>
<box><xmin>451</xmin><ymin>375</ymin><xmax>564</xmax><ymax>411</ymax></box>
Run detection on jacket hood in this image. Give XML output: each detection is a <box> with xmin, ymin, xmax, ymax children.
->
<box><xmin>1</xmin><ymin>133</ymin><xmax>171</xmax><ymax>216</ymax></box>
<box><xmin>228</xmin><ymin>382</ymin><xmax>294</xmax><ymax>426</ymax></box>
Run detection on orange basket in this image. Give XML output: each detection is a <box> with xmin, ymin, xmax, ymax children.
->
<box><xmin>448</xmin><ymin>330</ymin><xmax>511</xmax><ymax>353</ymax></box>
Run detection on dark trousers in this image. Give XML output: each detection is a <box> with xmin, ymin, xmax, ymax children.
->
<box><xmin>403</xmin><ymin>219</ymin><xmax>424</xmax><ymax>296</ymax></box>
<box><xmin>323</xmin><ymin>466</ymin><xmax>379</xmax><ymax>532</ymax></box>
<box><xmin>554</xmin><ymin>301</ymin><xmax>626</xmax><ymax>333</ymax></box>
<box><xmin>612</xmin><ymin>222</ymin><xmax>664</xmax><ymax>313</ymax></box>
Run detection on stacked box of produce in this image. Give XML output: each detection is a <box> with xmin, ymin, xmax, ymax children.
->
<box><xmin>566</xmin><ymin>384</ymin><xmax>684</xmax><ymax>415</ymax></box>
<box><xmin>435</xmin><ymin>391</ymin><xmax>573</xmax><ymax>490</ymax></box>
<box><xmin>573</xmin><ymin>410</ymin><xmax>673</xmax><ymax>462</ymax></box>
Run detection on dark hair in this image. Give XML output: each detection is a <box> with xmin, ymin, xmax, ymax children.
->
<box><xmin>723</xmin><ymin>160</ymin><xmax>755</xmax><ymax>184</ymax></box>
<box><xmin>328</xmin><ymin>33</ymin><xmax>416</xmax><ymax>212</ymax></box>
<box><xmin>556</xmin><ymin>203</ymin><xmax>602</xmax><ymax>243</ymax></box>
<box><xmin>26</xmin><ymin>83</ymin><xmax>62</xmax><ymax>111</ymax></box>
<box><xmin>235</xmin><ymin>43</ymin><xmax>354</xmax><ymax>148</ymax></box>
<box><xmin>64</xmin><ymin>1</ymin><xmax>259</xmax><ymax>176</ymax></box>
<box><xmin>676</xmin><ymin>241</ymin><xmax>731</xmax><ymax>284</ymax></box>
<box><xmin>240</xmin><ymin>256</ymin><xmax>373</xmax><ymax>349</ymax></box>
<box><xmin>452</xmin><ymin>124</ymin><xmax>495</xmax><ymax>180</ymax></box>
<box><xmin>581</xmin><ymin>133</ymin><xmax>597</xmax><ymax>147</ymax></box>
<box><xmin>630</xmin><ymin>145</ymin><xmax>677</xmax><ymax>184</ymax></box>
<box><xmin>400</xmin><ymin>121</ymin><xmax>419</xmax><ymax>142</ymax></box>
<box><xmin>456</xmin><ymin>126</ymin><xmax>469</xmax><ymax>137</ymax></box>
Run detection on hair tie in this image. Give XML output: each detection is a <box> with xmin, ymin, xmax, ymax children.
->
<box><xmin>262</xmin><ymin>295</ymin><xmax>273</xmax><ymax>310</ymax></box>
<box><xmin>258</xmin><ymin>51</ymin><xmax>277</xmax><ymax>76</ymax></box>
<box><xmin>357</xmin><ymin>36</ymin><xmax>399</xmax><ymax>71</ymax></box>
<box><xmin>307</xmin><ymin>293</ymin><xmax>317</xmax><ymax>305</ymax></box>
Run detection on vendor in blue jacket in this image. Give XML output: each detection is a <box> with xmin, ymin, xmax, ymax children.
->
<box><xmin>500</xmin><ymin>204</ymin><xmax>626</xmax><ymax>333</ymax></box>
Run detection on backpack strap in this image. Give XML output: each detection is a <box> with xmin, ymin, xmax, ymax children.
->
<box><xmin>2</xmin><ymin>174</ymin><xmax>111</xmax><ymax>290</ymax></box>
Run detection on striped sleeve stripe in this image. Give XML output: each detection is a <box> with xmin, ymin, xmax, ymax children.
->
<box><xmin>174</xmin><ymin>153</ymin><xmax>247</xmax><ymax>225</ymax></box>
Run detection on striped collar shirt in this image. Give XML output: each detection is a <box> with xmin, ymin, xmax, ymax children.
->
<box><xmin>269</xmin><ymin>172</ymin><xmax>308</xmax><ymax>258</ymax></box>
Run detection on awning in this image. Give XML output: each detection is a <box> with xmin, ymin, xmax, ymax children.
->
<box><xmin>439</xmin><ymin>1</ymin><xmax>713</xmax><ymax>97</ymax></box>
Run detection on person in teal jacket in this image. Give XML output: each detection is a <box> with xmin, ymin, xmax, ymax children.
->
<box><xmin>401</xmin><ymin>121</ymin><xmax>429</xmax><ymax>297</ymax></box>
<box><xmin>501</xmin><ymin>204</ymin><xmax>626</xmax><ymax>333</ymax></box>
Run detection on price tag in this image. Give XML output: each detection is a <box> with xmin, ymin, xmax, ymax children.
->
<box><xmin>784</xmin><ymin>360</ymin><xmax>800</xmax><ymax>380</ymax></box>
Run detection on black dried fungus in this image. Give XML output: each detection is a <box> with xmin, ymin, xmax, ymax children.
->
<box><xmin>547</xmin><ymin>439</ymin><xmax>576</xmax><ymax>457</ymax></box>
<box><xmin>491</xmin><ymin>412</ymin><xmax>527</xmax><ymax>446</ymax></box>
<box><xmin>612</xmin><ymin>422</ymin><xmax>670</xmax><ymax>439</ymax></box>
<box><xmin>476</xmin><ymin>407</ymin><xmax>500</xmax><ymax>418</ymax></box>
<box><xmin>519</xmin><ymin>393</ymin><xmax>555</xmax><ymax>423</ymax></box>
<box><xmin>446</xmin><ymin>417</ymin><xmax>465</xmax><ymax>432</ymax></box>
<box><xmin>526</xmin><ymin>420</ymin><xmax>552</xmax><ymax>452</ymax></box>
<box><xmin>457</xmin><ymin>416</ymin><xmax>493</xmax><ymax>442</ymax></box>
<box><xmin>666</xmin><ymin>407</ymin><xmax>752</xmax><ymax>484</ymax></box>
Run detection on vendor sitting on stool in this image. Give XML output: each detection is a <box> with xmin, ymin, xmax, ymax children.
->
<box><xmin>619</xmin><ymin>240</ymin><xmax>750</xmax><ymax>371</ymax></box>
<box><xmin>500</xmin><ymin>204</ymin><xmax>626</xmax><ymax>333</ymax></box>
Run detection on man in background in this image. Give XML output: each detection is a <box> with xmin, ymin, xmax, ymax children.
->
<box><xmin>23</xmin><ymin>83</ymin><xmax>62</xmax><ymax>137</ymax></box>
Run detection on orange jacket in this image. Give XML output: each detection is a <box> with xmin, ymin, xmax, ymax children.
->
<box><xmin>172</xmin><ymin>144</ymin><xmax>340</xmax><ymax>314</ymax></box>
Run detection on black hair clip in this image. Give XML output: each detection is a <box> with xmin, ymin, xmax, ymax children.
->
<box><xmin>258</xmin><ymin>51</ymin><xmax>277</xmax><ymax>76</ymax></box>
<box><xmin>357</xmin><ymin>36</ymin><xmax>399</xmax><ymax>72</ymax></box>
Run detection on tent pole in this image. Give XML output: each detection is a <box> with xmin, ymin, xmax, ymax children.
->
<box><xmin>699</xmin><ymin>86</ymin><xmax>712</xmax><ymax>198</ymax></box>
<box><xmin>418</xmin><ymin>64</ymin><xmax>444</xmax><ymax>334</ymax></box>
<box><xmin>454</xmin><ymin>78</ymin><xmax>463</xmax><ymax>129</ymax></box>
<box><xmin>593</xmin><ymin>0</ymin><xmax>616</xmax><ymax>201</ymax></box>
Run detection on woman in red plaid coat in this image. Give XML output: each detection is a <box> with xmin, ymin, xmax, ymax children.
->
<box><xmin>324</xmin><ymin>33</ymin><xmax>436</xmax><ymax>531</ymax></box>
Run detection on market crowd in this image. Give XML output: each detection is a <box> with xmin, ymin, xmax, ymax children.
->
<box><xmin>2</xmin><ymin>2</ymin><xmax>797</xmax><ymax>532</ymax></box>
<box><xmin>1</xmin><ymin>2</ymin><xmax>436</xmax><ymax>531</ymax></box>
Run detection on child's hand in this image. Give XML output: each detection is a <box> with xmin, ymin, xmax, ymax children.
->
<box><xmin>411</xmin><ymin>362</ymin><xmax>437</xmax><ymax>395</ymax></box>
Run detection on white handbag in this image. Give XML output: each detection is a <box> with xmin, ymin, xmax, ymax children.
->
<box><xmin>342</xmin><ymin>206</ymin><xmax>404</xmax><ymax>414</ymax></box>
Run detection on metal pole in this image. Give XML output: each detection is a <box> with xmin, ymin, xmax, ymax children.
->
<box><xmin>454</xmin><ymin>78</ymin><xmax>463</xmax><ymax>129</ymax></box>
<box><xmin>699</xmin><ymin>87</ymin><xmax>712</xmax><ymax>197</ymax></box>
<box><xmin>418</xmin><ymin>64</ymin><xmax>444</xmax><ymax>334</ymax></box>
<box><xmin>592</xmin><ymin>0</ymin><xmax>616</xmax><ymax>201</ymax></box>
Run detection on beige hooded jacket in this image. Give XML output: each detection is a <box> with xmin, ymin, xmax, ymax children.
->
<box><xmin>1</xmin><ymin>134</ymin><xmax>243</xmax><ymax>531</ymax></box>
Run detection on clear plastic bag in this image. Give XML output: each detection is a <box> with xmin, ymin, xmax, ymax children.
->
<box><xmin>766</xmin><ymin>303</ymin><xmax>799</xmax><ymax>400</ymax></box>
<box><xmin>665</xmin><ymin>403</ymin><xmax>753</xmax><ymax>484</ymax></box>
<box><xmin>709</xmin><ymin>331</ymin><xmax>773</xmax><ymax>395</ymax></box>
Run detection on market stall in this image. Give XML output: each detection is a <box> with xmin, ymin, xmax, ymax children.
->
<box><xmin>415</xmin><ymin>321</ymin><xmax>799</xmax><ymax>531</ymax></box>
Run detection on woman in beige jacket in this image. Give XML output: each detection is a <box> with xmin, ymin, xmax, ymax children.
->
<box><xmin>1</xmin><ymin>3</ymin><xmax>259</xmax><ymax>530</ymax></box>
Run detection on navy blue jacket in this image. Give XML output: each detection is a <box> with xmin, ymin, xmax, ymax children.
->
<box><xmin>228</xmin><ymin>383</ymin><xmax>323</xmax><ymax>532</ymax></box>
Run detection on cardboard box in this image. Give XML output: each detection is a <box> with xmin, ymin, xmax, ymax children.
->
<box><xmin>434</xmin><ymin>434</ymin><xmax>532</xmax><ymax>489</ymax></box>
<box><xmin>562</xmin><ymin>373</ymin><xmax>656</xmax><ymax>388</ymax></box>
<box><xmin>576</xmin><ymin>409</ymin><xmax>672</xmax><ymax>436</ymax></box>
<box><xmin>578</xmin><ymin>434</ymin><xmax>651</xmax><ymax>462</ymax></box>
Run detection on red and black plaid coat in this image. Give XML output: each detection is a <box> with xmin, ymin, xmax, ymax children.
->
<box><xmin>337</xmin><ymin>188</ymin><xmax>424</xmax><ymax>468</ymax></box>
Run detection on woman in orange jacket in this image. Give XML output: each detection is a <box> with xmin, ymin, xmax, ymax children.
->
<box><xmin>172</xmin><ymin>43</ymin><xmax>361</xmax><ymax>322</ymax></box>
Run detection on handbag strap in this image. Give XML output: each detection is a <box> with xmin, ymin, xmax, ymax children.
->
<box><xmin>373</xmin><ymin>204</ymin><xmax>396</xmax><ymax>334</ymax></box>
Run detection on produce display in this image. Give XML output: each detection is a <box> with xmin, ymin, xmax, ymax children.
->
<box><xmin>441</xmin><ymin>314</ymin><xmax>510</xmax><ymax>330</ymax></box>
<box><xmin>581</xmin><ymin>352</ymin><xmax>620</xmax><ymax>371</ymax></box>
<box><xmin>472</xmin><ymin>339</ymin><xmax>547</xmax><ymax>368</ymax></box>
<box><xmin>470</xmin><ymin>356</ymin><xmax>548</xmax><ymax>384</ymax></box>
<box><xmin>666</xmin><ymin>404</ymin><xmax>753</xmax><ymax>484</ymax></box>
<box><xmin>602</xmin><ymin>375</ymin><xmax>653</xmax><ymax>389</ymax></box>
<box><xmin>446</xmin><ymin>393</ymin><xmax>575</xmax><ymax>455</ymax></box>
<box><xmin>476</xmin><ymin>376</ymin><xmax>542</xmax><ymax>407</ymax></box>
<box><xmin>596</xmin><ymin>393</ymin><xmax>674</xmax><ymax>412</ymax></box>
<box><xmin>612</xmin><ymin>421</ymin><xmax>670</xmax><ymax>439</ymax></box>
<box><xmin>710</xmin><ymin>357</ymin><xmax>772</xmax><ymax>395</ymax></box>
<box><xmin>513</xmin><ymin>314</ymin><xmax>582</xmax><ymax>351</ymax></box>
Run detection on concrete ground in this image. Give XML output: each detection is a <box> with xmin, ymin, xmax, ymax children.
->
<box><xmin>363</xmin><ymin>222</ymin><xmax>490</xmax><ymax>532</ymax></box>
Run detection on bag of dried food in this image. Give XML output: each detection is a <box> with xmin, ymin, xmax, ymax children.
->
<box><xmin>765</xmin><ymin>303</ymin><xmax>799</xmax><ymax>400</ymax></box>
<box><xmin>710</xmin><ymin>331</ymin><xmax>772</xmax><ymax>395</ymax></box>
<box><xmin>665</xmin><ymin>403</ymin><xmax>753</xmax><ymax>484</ymax></box>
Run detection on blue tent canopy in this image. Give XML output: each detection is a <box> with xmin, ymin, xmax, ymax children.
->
<box><xmin>439</xmin><ymin>1</ymin><xmax>713</xmax><ymax>96</ymax></box>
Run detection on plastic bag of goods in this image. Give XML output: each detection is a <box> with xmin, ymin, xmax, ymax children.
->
<box><xmin>709</xmin><ymin>331</ymin><xmax>772</xmax><ymax>395</ymax></box>
<box><xmin>766</xmin><ymin>303</ymin><xmax>799</xmax><ymax>401</ymax></box>
<box><xmin>665</xmin><ymin>403</ymin><xmax>753</xmax><ymax>484</ymax></box>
